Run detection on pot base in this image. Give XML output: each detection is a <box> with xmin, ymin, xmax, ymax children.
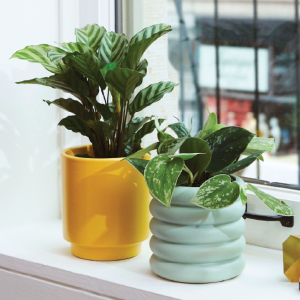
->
<box><xmin>71</xmin><ymin>243</ymin><xmax>142</xmax><ymax>261</ymax></box>
<box><xmin>150</xmin><ymin>254</ymin><xmax>245</xmax><ymax>283</ymax></box>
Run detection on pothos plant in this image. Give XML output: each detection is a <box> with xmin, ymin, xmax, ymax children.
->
<box><xmin>11</xmin><ymin>24</ymin><xmax>177</xmax><ymax>158</ymax></box>
<box><xmin>125</xmin><ymin>111</ymin><xmax>295</xmax><ymax>216</ymax></box>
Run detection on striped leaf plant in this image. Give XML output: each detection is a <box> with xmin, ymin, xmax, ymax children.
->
<box><xmin>125</xmin><ymin>111</ymin><xmax>295</xmax><ymax>216</ymax></box>
<box><xmin>11</xmin><ymin>23</ymin><xmax>177</xmax><ymax>158</ymax></box>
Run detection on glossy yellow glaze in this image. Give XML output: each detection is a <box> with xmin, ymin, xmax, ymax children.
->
<box><xmin>61</xmin><ymin>144</ymin><xmax>151</xmax><ymax>260</ymax></box>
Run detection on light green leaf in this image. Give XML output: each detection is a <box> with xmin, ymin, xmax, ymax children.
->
<box><xmin>86</xmin><ymin>120</ymin><xmax>112</xmax><ymax>140</ymax></box>
<box><xmin>98</xmin><ymin>32</ymin><xmax>128</xmax><ymax>65</ymax></box>
<box><xmin>122</xmin><ymin>23</ymin><xmax>172</xmax><ymax>69</ymax></box>
<box><xmin>169</xmin><ymin>122</ymin><xmax>191</xmax><ymax>138</ymax></box>
<box><xmin>145</xmin><ymin>155</ymin><xmax>184</xmax><ymax>208</ymax></box>
<box><xmin>43</xmin><ymin>98</ymin><xmax>91</xmax><ymax>121</ymax></box>
<box><xmin>125</xmin><ymin>158</ymin><xmax>149</xmax><ymax>175</ymax></box>
<box><xmin>58</xmin><ymin>115</ymin><xmax>91</xmax><ymax>138</ymax></box>
<box><xmin>205</xmin><ymin>126</ymin><xmax>255</xmax><ymax>173</ymax></box>
<box><xmin>60</xmin><ymin>42</ymin><xmax>91</xmax><ymax>54</ymax></box>
<box><xmin>129</xmin><ymin>82</ymin><xmax>178</xmax><ymax>115</ymax></box>
<box><xmin>195</xmin><ymin>112</ymin><xmax>217</xmax><ymax>139</ymax></box>
<box><xmin>75</xmin><ymin>24</ymin><xmax>106</xmax><ymax>51</ymax></box>
<box><xmin>212</xmin><ymin>150</ymin><xmax>265</xmax><ymax>176</ymax></box>
<box><xmin>105</xmin><ymin>66</ymin><xmax>145</xmax><ymax>100</ymax></box>
<box><xmin>180</xmin><ymin>137</ymin><xmax>211</xmax><ymax>182</ymax></box>
<box><xmin>125</xmin><ymin>142</ymin><xmax>159</xmax><ymax>159</ymax></box>
<box><xmin>247</xmin><ymin>184</ymin><xmax>294</xmax><ymax>216</ymax></box>
<box><xmin>200</xmin><ymin>124</ymin><xmax>227</xmax><ymax>140</ymax></box>
<box><xmin>240</xmin><ymin>184</ymin><xmax>247</xmax><ymax>205</ymax></box>
<box><xmin>11</xmin><ymin>44</ymin><xmax>68</xmax><ymax>74</ymax></box>
<box><xmin>168</xmin><ymin>153</ymin><xmax>202</xmax><ymax>160</ymax></box>
<box><xmin>189</xmin><ymin>174</ymin><xmax>240</xmax><ymax>209</ymax></box>
<box><xmin>242</xmin><ymin>137</ymin><xmax>275</xmax><ymax>160</ymax></box>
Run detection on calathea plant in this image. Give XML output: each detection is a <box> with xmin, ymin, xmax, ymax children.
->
<box><xmin>125</xmin><ymin>111</ymin><xmax>294</xmax><ymax>216</ymax></box>
<box><xmin>11</xmin><ymin>24</ymin><xmax>177</xmax><ymax>158</ymax></box>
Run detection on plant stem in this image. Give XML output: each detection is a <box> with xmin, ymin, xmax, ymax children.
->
<box><xmin>183</xmin><ymin>164</ymin><xmax>194</xmax><ymax>187</ymax></box>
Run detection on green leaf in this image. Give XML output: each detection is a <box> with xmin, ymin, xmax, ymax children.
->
<box><xmin>168</xmin><ymin>153</ymin><xmax>202</xmax><ymax>160</ymax></box>
<box><xmin>98</xmin><ymin>32</ymin><xmax>128</xmax><ymax>65</ymax></box>
<box><xmin>180</xmin><ymin>137</ymin><xmax>211</xmax><ymax>181</ymax></box>
<box><xmin>125</xmin><ymin>116</ymin><xmax>153</xmax><ymax>141</ymax></box>
<box><xmin>122</xmin><ymin>23</ymin><xmax>172</xmax><ymax>69</ymax></box>
<box><xmin>212</xmin><ymin>150</ymin><xmax>265</xmax><ymax>176</ymax></box>
<box><xmin>100</xmin><ymin>62</ymin><xmax>117</xmax><ymax>78</ymax></box>
<box><xmin>105</xmin><ymin>66</ymin><xmax>145</xmax><ymax>100</ymax></box>
<box><xmin>75</xmin><ymin>153</ymin><xmax>93</xmax><ymax>158</ymax></box>
<box><xmin>86</xmin><ymin>120</ymin><xmax>112</xmax><ymax>140</ymax></box>
<box><xmin>158</xmin><ymin>131</ymin><xmax>175</xmax><ymax>143</ymax></box>
<box><xmin>195</xmin><ymin>112</ymin><xmax>217</xmax><ymax>139</ymax></box>
<box><xmin>169</xmin><ymin>122</ymin><xmax>191</xmax><ymax>138</ymax></box>
<box><xmin>58</xmin><ymin>115</ymin><xmax>91</xmax><ymax>138</ymax></box>
<box><xmin>145</xmin><ymin>155</ymin><xmax>184</xmax><ymax>208</ymax></box>
<box><xmin>43</xmin><ymin>98</ymin><xmax>91</xmax><ymax>121</ymax></box>
<box><xmin>205</xmin><ymin>126</ymin><xmax>255</xmax><ymax>173</ymax></box>
<box><xmin>68</xmin><ymin>50</ymin><xmax>106</xmax><ymax>90</ymax></box>
<box><xmin>247</xmin><ymin>184</ymin><xmax>294</xmax><ymax>216</ymax></box>
<box><xmin>125</xmin><ymin>158</ymin><xmax>149</xmax><ymax>175</ymax></box>
<box><xmin>158</xmin><ymin>136</ymin><xmax>188</xmax><ymax>155</ymax></box>
<box><xmin>200</xmin><ymin>124</ymin><xmax>227</xmax><ymax>140</ymax></box>
<box><xmin>189</xmin><ymin>174</ymin><xmax>240</xmax><ymax>209</ymax></box>
<box><xmin>125</xmin><ymin>142</ymin><xmax>159</xmax><ymax>159</ymax></box>
<box><xmin>135</xmin><ymin>59</ymin><xmax>148</xmax><ymax>88</ymax></box>
<box><xmin>133</xmin><ymin>119</ymin><xmax>165</xmax><ymax>143</ymax></box>
<box><xmin>176</xmin><ymin>171</ymin><xmax>189</xmax><ymax>186</ymax></box>
<box><xmin>240</xmin><ymin>184</ymin><xmax>247</xmax><ymax>205</ymax></box>
<box><xmin>86</xmin><ymin>96</ymin><xmax>113</xmax><ymax>121</ymax></box>
<box><xmin>242</xmin><ymin>137</ymin><xmax>275</xmax><ymax>160</ymax></box>
<box><xmin>11</xmin><ymin>44</ymin><xmax>68</xmax><ymax>74</ymax></box>
<box><xmin>129</xmin><ymin>82</ymin><xmax>178</xmax><ymax>114</ymax></box>
<box><xmin>60</xmin><ymin>42</ymin><xmax>91</xmax><ymax>54</ymax></box>
<box><xmin>75</xmin><ymin>24</ymin><xmax>106</xmax><ymax>51</ymax></box>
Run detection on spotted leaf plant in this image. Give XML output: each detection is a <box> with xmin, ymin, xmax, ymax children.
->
<box><xmin>11</xmin><ymin>23</ymin><xmax>177</xmax><ymax>158</ymax></box>
<box><xmin>125</xmin><ymin>111</ymin><xmax>295</xmax><ymax>216</ymax></box>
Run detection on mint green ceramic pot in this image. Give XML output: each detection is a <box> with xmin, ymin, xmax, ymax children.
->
<box><xmin>149</xmin><ymin>175</ymin><xmax>246</xmax><ymax>283</ymax></box>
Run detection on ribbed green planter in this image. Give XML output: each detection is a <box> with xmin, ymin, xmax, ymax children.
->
<box><xmin>149</xmin><ymin>176</ymin><xmax>246</xmax><ymax>283</ymax></box>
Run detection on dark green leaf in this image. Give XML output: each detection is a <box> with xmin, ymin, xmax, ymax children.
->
<box><xmin>145</xmin><ymin>155</ymin><xmax>184</xmax><ymax>208</ymax></box>
<box><xmin>133</xmin><ymin>119</ymin><xmax>165</xmax><ymax>143</ymax></box>
<box><xmin>125</xmin><ymin>158</ymin><xmax>149</xmax><ymax>175</ymax></box>
<box><xmin>125</xmin><ymin>116</ymin><xmax>153</xmax><ymax>141</ymax></box>
<box><xmin>86</xmin><ymin>96</ymin><xmax>112</xmax><ymax>121</ymax></box>
<box><xmin>189</xmin><ymin>174</ymin><xmax>240</xmax><ymax>209</ymax></box>
<box><xmin>58</xmin><ymin>115</ymin><xmax>91</xmax><ymax>138</ymax></box>
<box><xmin>205</xmin><ymin>126</ymin><xmax>255</xmax><ymax>173</ymax></box>
<box><xmin>176</xmin><ymin>171</ymin><xmax>189</xmax><ymax>186</ymax></box>
<box><xmin>135</xmin><ymin>59</ymin><xmax>148</xmax><ymax>88</ymax></box>
<box><xmin>86</xmin><ymin>120</ymin><xmax>112</xmax><ymax>140</ymax></box>
<box><xmin>75</xmin><ymin>153</ymin><xmax>93</xmax><ymax>158</ymax></box>
<box><xmin>169</xmin><ymin>122</ymin><xmax>191</xmax><ymax>138</ymax></box>
<box><xmin>125</xmin><ymin>142</ymin><xmax>159</xmax><ymax>159</ymax></box>
<box><xmin>212</xmin><ymin>150</ymin><xmax>265</xmax><ymax>176</ymax></box>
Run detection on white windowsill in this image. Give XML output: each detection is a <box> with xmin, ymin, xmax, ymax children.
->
<box><xmin>0</xmin><ymin>219</ymin><xmax>298</xmax><ymax>300</ymax></box>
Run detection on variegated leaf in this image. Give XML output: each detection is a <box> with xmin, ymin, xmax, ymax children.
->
<box><xmin>11</xmin><ymin>44</ymin><xmax>68</xmax><ymax>74</ymax></box>
<box><xmin>247</xmin><ymin>184</ymin><xmax>294</xmax><ymax>216</ymax></box>
<box><xmin>43</xmin><ymin>98</ymin><xmax>91</xmax><ymax>121</ymax></box>
<box><xmin>205</xmin><ymin>126</ymin><xmax>255</xmax><ymax>173</ymax></box>
<box><xmin>133</xmin><ymin>119</ymin><xmax>165</xmax><ymax>143</ymax></box>
<box><xmin>180</xmin><ymin>137</ymin><xmax>211</xmax><ymax>181</ymax></box>
<box><xmin>60</xmin><ymin>42</ymin><xmax>91</xmax><ymax>54</ymax></box>
<box><xmin>98</xmin><ymin>32</ymin><xmax>128</xmax><ymax>65</ymax></box>
<box><xmin>242</xmin><ymin>137</ymin><xmax>275</xmax><ymax>159</ymax></box>
<box><xmin>75</xmin><ymin>24</ymin><xmax>106</xmax><ymax>51</ymax></box>
<box><xmin>145</xmin><ymin>155</ymin><xmax>184</xmax><ymax>208</ymax></box>
<box><xmin>169</xmin><ymin>122</ymin><xmax>191</xmax><ymax>138</ymax></box>
<box><xmin>105</xmin><ymin>66</ymin><xmax>145</xmax><ymax>100</ymax></box>
<box><xmin>176</xmin><ymin>171</ymin><xmax>189</xmax><ymax>186</ymax></box>
<box><xmin>125</xmin><ymin>158</ymin><xmax>149</xmax><ymax>175</ymax></box>
<box><xmin>122</xmin><ymin>23</ymin><xmax>172</xmax><ymax>69</ymax></box>
<box><xmin>125</xmin><ymin>142</ymin><xmax>159</xmax><ymax>159</ymax></box>
<box><xmin>129</xmin><ymin>82</ymin><xmax>178</xmax><ymax>114</ymax></box>
<box><xmin>189</xmin><ymin>174</ymin><xmax>240</xmax><ymax>209</ymax></box>
<box><xmin>212</xmin><ymin>150</ymin><xmax>265</xmax><ymax>176</ymax></box>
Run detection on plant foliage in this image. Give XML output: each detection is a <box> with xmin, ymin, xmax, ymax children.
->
<box><xmin>12</xmin><ymin>23</ymin><xmax>176</xmax><ymax>158</ymax></box>
<box><xmin>125</xmin><ymin>112</ymin><xmax>294</xmax><ymax>216</ymax></box>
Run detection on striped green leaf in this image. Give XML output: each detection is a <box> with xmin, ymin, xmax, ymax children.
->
<box><xmin>75</xmin><ymin>24</ymin><xmax>106</xmax><ymax>51</ymax></box>
<box><xmin>205</xmin><ymin>126</ymin><xmax>255</xmax><ymax>173</ymax></box>
<box><xmin>212</xmin><ymin>150</ymin><xmax>265</xmax><ymax>176</ymax></box>
<box><xmin>180</xmin><ymin>137</ymin><xmax>211</xmax><ymax>181</ymax></box>
<box><xmin>129</xmin><ymin>81</ymin><xmax>178</xmax><ymax>115</ymax></box>
<box><xmin>122</xmin><ymin>24</ymin><xmax>172</xmax><ymax>69</ymax></box>
<box><xmin>11</xmin><ymin>44</ymin><xmax>68</xmax><ymax>74</ymax></box>
<box><xmin>69</xmin><ymin>50</ymin><xmax>106</xmax><ymax>90</ymax></box>
<box><xmin>125</xmin><ymin>158</ymin><xmax>149</xmax><ymax>175</ymax></box>
<box><xmin>58</xmin><ymin>115</ymin><xmax>91</xmax><ymax>139</ymax></box>
<box><xmin>247</xmin><ymin>184</ymin><xmax>294</xmax><ymax>216</ymax></box>
<box><xmin>145</xmin><ymin>155</ymin><xmax>184</xmax><ymax>208</ymax></box>
<box><xmin>189</xmin><ymin>175</ymin><xmax>240</xmax><ymax>209</ymax></box>
<box><xmin>124</xmin><ymin>116</ymin><xmax>153</xmax><ymax>141</ymax></box>
<box><xmin>60</xmin><ymin>42</ymin><xmax>91</xmax><ymax>54</ymax></box>
<box><xmin>105</xmin><ymin>66</ymin><xmax>145</xmax><ymax>100</ymax></box>
<box><xmin>43</xmin><ymin>98</ymin><xmax>91</xmax><ymax>121</ymax></box>
<box><xmin>86</xmin><ymin>96</ymin><xmax>112</xmax><ymax>121</ymax></box>
<box><xmin>133</xmin><ymin>119</ymin><xmax>165</xmax><ymax>144</ymax></box>
<box><xmin>169</xmin><ymin>122</ymin><xmax>191</xmax><ymax>138</ymax></box>
<box><xmin>98</xmin><ymin>32</ymin><xmax>128</xmax><ymax>65</ymax></box>
<box><xmin>86</xmin><ymin>120</ymin><xmax>112</xmax><ymax>140</ymax></box>
<box><xmin>135</xmin><ymin>59</ymin><xmax>148</xmax><ymax>88</ymax></box>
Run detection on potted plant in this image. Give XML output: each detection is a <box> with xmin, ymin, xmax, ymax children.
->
<box><xmin>11</xmin><ymin>23</ymin><xmax>177</xmax><ymax>260</ymax></box>
<box><xmin>125</xmin><ymin>111</ymin><xmax>294</xmax><ymax>283</ymax></box>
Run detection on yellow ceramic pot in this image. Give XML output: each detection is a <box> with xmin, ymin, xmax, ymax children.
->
<box><xmin>61</xmin><ymin>144</ymin><xmax>151</xmax><ymax>261</ymax></box>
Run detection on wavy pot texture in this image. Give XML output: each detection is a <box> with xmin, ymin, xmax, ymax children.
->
<box><xmin>61</xmin><ymin>144</ymin><xmax>151</xmax><ymax>260</ymax></box>
<box><xmin>149</xmin><ymin>176</ymin><xmax>246</xmax><ymax>283</ymax></box>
